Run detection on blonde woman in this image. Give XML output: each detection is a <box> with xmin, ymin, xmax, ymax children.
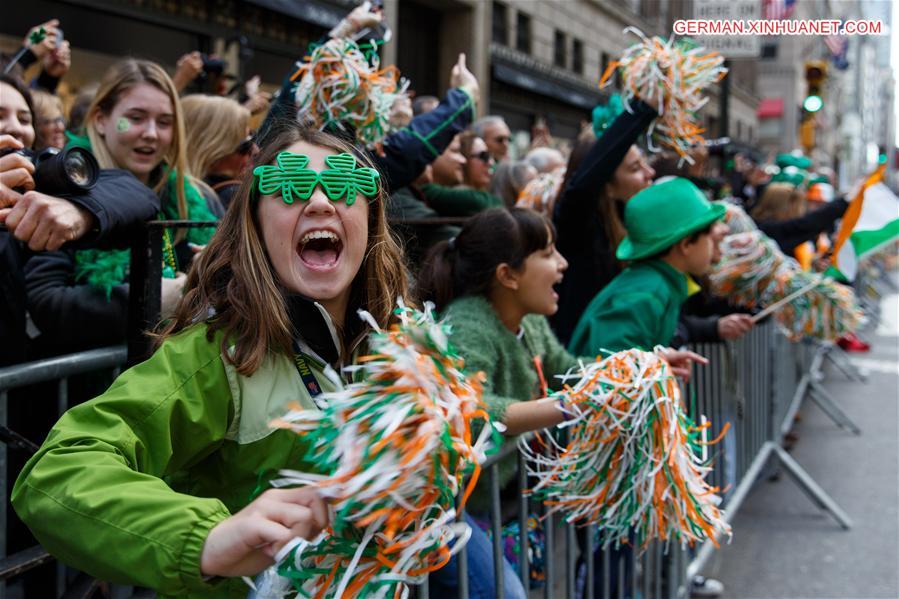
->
<box><xmin>30</xmin><ymin>90</ymin><xmax>67</xmax><ymax>151</ymax></box>
<box><xmin>85</xmin><ymin>59</ymin><xmax>223</xmax><ymax>239</ymax></box>
<box><xmin>751</xmin><ymin>182</ymin><xmax>848</xmax><ymax>256</ymax></box>
<box><xmin>24</xmin><ymin>59</ymin><xmax>222</xmax><ymax>354</ymax></box>
<box><xmin>182</xmin><ymin>94</ymin><xmax>255</xmax><ymax>208</ymax></box>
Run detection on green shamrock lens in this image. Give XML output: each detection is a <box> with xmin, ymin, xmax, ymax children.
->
<box><xmin>252</xmin><ymin>151</ymin><xmax>380</xmax><ymax>206</ymax></box>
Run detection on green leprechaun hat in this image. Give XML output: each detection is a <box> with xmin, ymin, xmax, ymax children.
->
<box><xmin>616</xmin><ymin>177</ymin><xmax>726</xmax><ymax>261</ymax></box>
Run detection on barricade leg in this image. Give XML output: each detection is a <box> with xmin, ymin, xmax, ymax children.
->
<box><xmin>565</xmin><ymin>523</ymin><xmax>576</xmax><ymax>598</ymax></box>
<box><xmin>769</xmin><ymin>443</ymin><xmax>852</xmax><ymax>529</ymax></box>
<box><xmin>488</xmin><ymin>465</ymin><xmax>502</xmax><ymax>599</ymax></box>
<box><xmin>516</xmin><ymin>455</ymin><xmax>529</xmax><ymax>592</ymax></box>
<box><xmin>823</xmin><ymin>345</ymin><xmax>867</xmax><ymax>383</ymax></box>
<box><xmin>806</xmin><ymin>382</ymin><xmax>862</xmax><ymax>435</ymax></box>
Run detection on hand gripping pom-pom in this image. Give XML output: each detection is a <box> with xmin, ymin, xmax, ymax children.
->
<box><xmin>709</xmin><ymin>231</ymin><xmax>864</xmax><ymax>341</ymax></box>
<box><xmin>601</xmin><ymin>29</ymin><xmax>727</xmax><ymax>164</ymax></box>
<box><xmin>293</xmin><ymin>38</ymin><xmax>410</xmax><ymax>148</ymax></box>
<box><xmin>519</xmin><ymin>349</ymin><xmax>732</xmax><ymax>554</ymax></box>
<box><xmin>249</xmin><ymin>302</ymin><xmax>500</xmax><ymax>598</ymax></box>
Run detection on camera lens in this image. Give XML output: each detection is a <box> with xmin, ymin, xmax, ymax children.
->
<box><xmin>32</xmin><ymin>147</ymin><xmax>99</xmax><ymax>195</ymax></box>
<box><xmin>64</xmin><ymin>151</ymin><xmax>92</xmax><ymax>186</ymax></box>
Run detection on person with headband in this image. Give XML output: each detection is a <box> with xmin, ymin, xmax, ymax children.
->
<box><xmin>13</xmin><ymin>123</ymin><xmax>415</xmax><ymax>596</ymax></box>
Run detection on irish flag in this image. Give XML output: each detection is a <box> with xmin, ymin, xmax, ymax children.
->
<box><xmin>830</xmin><ymin>164</ymin><xmax>899</xmax><ymax>281</ymax></box>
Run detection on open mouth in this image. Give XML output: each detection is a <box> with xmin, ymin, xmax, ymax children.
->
<box><xmin>551</xmin><ymin>280</ymin><xmax>562</xmax><ymax>300</ymax></box>
<box><xmin>133</xmin><ymin>147</ymin><xmax>156</xmax><ymax>158</ymax></box>
<box><xmin>297</xmin><ymin>229</ymin><xmax>343</xmax><ymax>270</ymax></box>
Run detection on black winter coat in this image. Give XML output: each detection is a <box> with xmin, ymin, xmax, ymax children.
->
<box><xmin>2</xmin><ymin>170</ymin><xmax>159</xmax><ymax>364</ymax></box>
<box><xmin>756</xmin><ymin>198</ymin><xmax>849</xmax><ymax>256</ymax></box>
<box><xmin>551</xmin><ymin>100</ymin><xmax>658</xmax><ymax>344</ymax></box>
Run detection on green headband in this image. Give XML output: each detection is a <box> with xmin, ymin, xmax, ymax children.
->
<box><xmin>253</xmin><ymin>151</ymin><xmax>380</xmax><ymax>206</ymax></box>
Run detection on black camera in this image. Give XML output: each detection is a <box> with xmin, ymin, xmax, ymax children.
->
<box><xmin>0</xmin><ymin>146</ymin><xmax>99</xmax><ymax>196</ymax></box>
<box><xmin>200</xmin><ymin>54</ymin><xmax>226</xmax><ymax>78</ymax></box>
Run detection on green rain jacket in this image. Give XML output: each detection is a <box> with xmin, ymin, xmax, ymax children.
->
<box><xmin>568</xmin><ymin>259</ymin><xmax>689</xmax><ymax>356</ymax></box>
<box><xmin>12</xmin><ymin>301</ymin><xmax>355</xmax><ymax>598</ymax></box>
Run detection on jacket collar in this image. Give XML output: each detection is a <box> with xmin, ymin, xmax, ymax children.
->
<box><xmin>284</xmin><ymin>294</ymin><xmax>368</xmax><ymax>366</ymax></box>
<box><xmin>642</xmin><ymin>259</ymin><xmax>689</xmax><ymax>303</ymax></box>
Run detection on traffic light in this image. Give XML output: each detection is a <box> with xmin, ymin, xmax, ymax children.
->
<box><xmin>803</xmin><ymin>60</ymin><xmax>827</xmax><ymax>114</ymax></box>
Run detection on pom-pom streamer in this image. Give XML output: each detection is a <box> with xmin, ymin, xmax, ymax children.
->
<box><xmin>600</xmin><ymin>28</ymin><xmax>727</xmax><ymax>164</ymax></box>
<box><xmin>710</xmin><ymin>231</ymin><xmax>864</xmax><ymax>341</ymax></box>
<box><xmin>252</xmin><ymin>302</ymin><xmax>497</xmax><ymax>598</ymax></box>
<box><xmin>292</xmin><ymin>38</ymin><xmax>409</xmax><ymax>148</ymax></box>
<box><xmin>516</xmin><ymin>169</ymin><xmax>564</xmax><ymax>216</ymax></box>
<box><xmin>520</xmin><ymin>349</ymin><xmax>731</xmax><ymax>553</ymax></box>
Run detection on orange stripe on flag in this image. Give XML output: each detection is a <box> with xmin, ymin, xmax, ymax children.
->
<box><xmin>832</xmin><ymin>164</ymin><xmax>886</xmax><ymax>268</ymax></box>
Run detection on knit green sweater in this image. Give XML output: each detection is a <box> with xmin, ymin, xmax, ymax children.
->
<box><xmin>443</xmin><ymin>295</ymin><xmax>580</xmax><ymax>511</ymax></box>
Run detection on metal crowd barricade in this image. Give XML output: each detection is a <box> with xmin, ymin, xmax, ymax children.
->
<box><xmin>2</xmin><ymin>215</ymin><xmax>880</xmax><ymax>598</ymax></box>
<box><xmin>0</xmin><ymin>346</ymin><xmax>127</xmax><ymax>596</ymax></box>
<box><xmin>429</xmin><ymin>317</ymin><xmax>863</xmax><ymax>599</ymax></box>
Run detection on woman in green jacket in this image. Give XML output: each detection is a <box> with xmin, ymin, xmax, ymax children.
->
<box><xmin>13</xmin><ymin>123</ymin><xmax>412</xmax><ymax>597</ymax></box>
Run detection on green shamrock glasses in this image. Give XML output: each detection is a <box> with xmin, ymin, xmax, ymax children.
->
<box><xmin>253</xmin><ymin>152</ymin><xmax>380</xmax><ymax>206</ymax></box>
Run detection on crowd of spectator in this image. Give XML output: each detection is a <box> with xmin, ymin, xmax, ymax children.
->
<box><xmin>1</xmin><ymin>7</ymin><xmax>864</xmax><ymax>598</ymax></box>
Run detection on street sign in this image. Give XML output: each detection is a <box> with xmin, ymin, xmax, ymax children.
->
<box><xmin>692</xmin><ymin>0</ymin><xmax>761</xmax><ymax>58</ymax></box>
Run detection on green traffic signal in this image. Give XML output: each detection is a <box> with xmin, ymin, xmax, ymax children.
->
<box><xmin>803</xmin><ymin>94</ymin><xmax>824</xmax><ymax>113</ymax></box>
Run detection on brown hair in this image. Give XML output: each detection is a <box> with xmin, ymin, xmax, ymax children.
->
<box><xmin>31</xmin><ymin>90</ymin><xmax>65</xmax><ymax>151</ymax></box>
<box><xmin>751</xmin><ymin>182</ymin><xmax>806</xmax><ymax>222</ymax></box>
<box><xmin>560</xmin><ymin>128</ymin><xmax>628</xmax><ymax>249</ymax></box>
<box><xmin>160</xmin><ymin>124</ymin><xmax>411</xmax><ymax>375</ymax></box>
<box><xmin>458</xmin><ymin>130</ymin><xmax>480</xmax><ymax>158</ymax></box>
<box><xmin>418</xmin><ymin>207</ymin><xmax>555</xmax><ymax>312</ymax></box>
<box><xmin>0</xmin><ymin>74</ymin><xmax>35</xmax><ymax>147</ymax></box>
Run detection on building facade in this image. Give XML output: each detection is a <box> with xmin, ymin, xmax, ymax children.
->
<box><xmin>5</xmin><ymin>0</ymin><xmax>765</xmax><ymax>155</ymax></box>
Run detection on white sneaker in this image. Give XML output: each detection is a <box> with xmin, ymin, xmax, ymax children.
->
<box><xmin>691</xmin><ymin>575</ymin><xmax>724</xmax><ymax>598</ymax></box>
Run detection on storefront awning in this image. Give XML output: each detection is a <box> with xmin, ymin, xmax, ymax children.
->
<box><xmin>757</xmin><ymin>98</ymin><xmax>784</xmax><ymax>118</ymax></box>
<box><xmin>243</xmin><ymin>0</ymin><xmax>342</xmax><ymax>28</ymax></box>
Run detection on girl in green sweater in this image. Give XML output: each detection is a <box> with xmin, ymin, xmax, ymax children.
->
<box><xmin>417</xmin><ymin>206</ymin><xmax>703</xmax><ymax>597</ymax></box>
<box><xmin>418</xmin><ymin>207</ymin><xmax>573</xmax><ymax>598</ymax></box>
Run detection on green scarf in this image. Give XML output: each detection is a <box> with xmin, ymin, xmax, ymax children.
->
<box><xmin>68</xmin><ymin>134</ymin><xmax>219</xmax><ymax>297</ymax></box>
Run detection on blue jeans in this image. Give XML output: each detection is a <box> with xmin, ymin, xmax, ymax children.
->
<box><xmin>429</xmin><ymin>513</ymin><xmax>528</xmax><ymax>599</ymax></box>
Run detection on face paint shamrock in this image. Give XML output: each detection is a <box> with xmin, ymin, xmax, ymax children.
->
<box><xmin>253</xmin><ymin>151</ymin><xmax>380</xmax><ymax>206</ymax></box>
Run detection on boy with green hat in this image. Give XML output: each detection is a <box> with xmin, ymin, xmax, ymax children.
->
<box><xmin>568</xmin><ymin>177</ymin><xmax>727</xmax><ymax>355</ymax></box>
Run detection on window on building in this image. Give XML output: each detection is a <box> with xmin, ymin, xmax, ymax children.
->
<box><xmin>554</xmin><ymin>30</ymin><xmax>567</xmax><ymax>68</ymax></box>
<box><xmin>572</xmin><ymin>38</ymin><xmax>584</xmax><ymax>74</ymax></box>
<box><xmin>492</xmin><ymin>2</ymin><xmax>508</xmax><ymax>46</ymax></box>
<box><xmin>640</xmin><ymin>0</ymin><xmax>659</xmax><ymax>19</ymax></box>
<box><xmin>761</xmin><ymin>44</ymin><xmax>778</xmax><ymax>59</ymax></box>
<box><xmin>516</xmin><ymin>12</ymin><xmax>532</xmax><ymax>54</ymax></box>
<box><xmin>601</xmin><ymin>50</ymin><xmax>620</xmax><ymax>88</ymax></box>
<box><xmin>758</xmin><ymin>118</ymin><xmax>783</xmax><ymax>138</ymax></box>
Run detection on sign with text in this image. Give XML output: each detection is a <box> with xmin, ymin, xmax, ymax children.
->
<box><xmin>692</xmin><ymin>0</ymin><xmax>761</xmax><ymax>58</ymax></box>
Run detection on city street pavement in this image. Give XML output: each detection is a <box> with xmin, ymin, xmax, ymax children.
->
<box><xmin>707</xmin><ymin>275</ymin><xmax>899</xmax><ymax>599</ymax></box>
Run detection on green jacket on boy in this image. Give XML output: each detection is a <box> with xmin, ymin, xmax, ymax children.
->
<box><xmin>567</xmin><ymin>259</ymin><xmax>688</xmax><ymax>356</ymax></box>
